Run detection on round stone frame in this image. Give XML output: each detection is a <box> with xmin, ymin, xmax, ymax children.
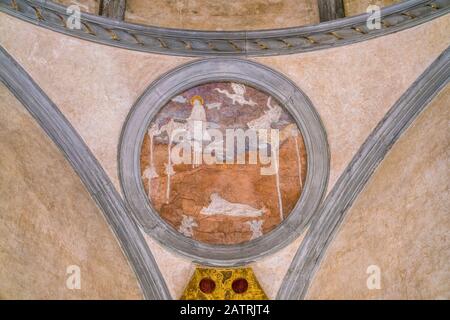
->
<box><xmin>119</xmin><ymin>58</ymin><xmax>329</xmax><ymax>266</ymax></box>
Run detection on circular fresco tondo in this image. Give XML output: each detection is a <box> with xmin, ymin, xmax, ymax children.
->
<box><xmin>140</xmin><ymin>82</ymin><xmax>307</xmax><ymax>245</ymax></box>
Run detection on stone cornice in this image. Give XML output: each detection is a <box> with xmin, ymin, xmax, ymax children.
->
<box><xmin>0</xmin><ymin>0</ymin><xmax>448</xmax><ymax>57</ymax></box>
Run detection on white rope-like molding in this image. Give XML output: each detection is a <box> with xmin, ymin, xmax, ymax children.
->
<box><xmin>0</xmin><ymin>0</ymin><xmax>448</xmax><ymax>57</ymax></box>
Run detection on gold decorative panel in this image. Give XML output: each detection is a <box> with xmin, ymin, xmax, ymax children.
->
<box><xmin>181</xmin><ymin>267</ymin><xmax>268</xmax><ymax>300</ymax></box>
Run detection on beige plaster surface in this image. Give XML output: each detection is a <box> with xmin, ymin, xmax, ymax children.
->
<box><xmin>344</xmin><ymin>0</ymin><xmax>400</xmax><ymax>17</ymax></box>
<box><xmin>0</xmin><ymin>12</ymin><xmax>448</xmax><ymax>298</ymax></box>
<box><xmin>252</xmin><ymin>231</ymin><xmax>306</xmax><ymax>299</ymax></box>
<box><xmin>306</xmin><ymin>85</ymin><xmax>450</xmax><ymax>299</ymax></box>
<box><xmin>125</xmin><ymin>0</ymin><xmax>319</xmax><ymax>30</ymax></box>
<box><xmin>143</xmin><ymin>235</ymin><xmax>195</xmax><ymax>299</ymax></box>
<box><xmin>53</xmin><ymin>0</ymin><xmax>100</xmax><ymax>14</ymax></box>
<box><xmin>0</xmin><ymin>84</ymin><xmax>142</xmax><ymax>299</ymax></box>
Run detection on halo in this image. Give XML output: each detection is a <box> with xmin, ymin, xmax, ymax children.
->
<box><xmin>190</xmin><ymin>95</ymin><xmax>204</xmax><ymax>106</ymax></box>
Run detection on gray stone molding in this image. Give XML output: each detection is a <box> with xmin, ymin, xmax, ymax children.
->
<box><xmin>118</xmin><ymin>58</ymin><xmax>330</xmax><ymax>266</ymax></box>
<box><xmin>0</xmin><ymin>0</ymin><xmax>448</xmax><ymax>57</ymax></box>
<box><xmin>0</xmin><ymin>45</ymin><xmax>172</xmax><ymax>300</ymax></box>
<box><xmin>276</xmin><ymin>47</ymin><xmax>450</xmax><ymax>300</ymax></box>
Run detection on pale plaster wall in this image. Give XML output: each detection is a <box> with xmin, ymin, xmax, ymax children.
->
<box><xmin>343</xmin><ymin>0</ymin><xmax>400</xmax><ymax>17</ymax></box>
<box><xmin>125</xmin><ymin>0</ymin><xmax>319</xmax><ymax>30</ymax></box>
<box><xmin>52</xmin><ymin>0</ymin><xmax>318</xmax><ymax>30</ymax></box>
<box><xmin>53</xmin><ymin>0</ymin><xmax>400</xmax><ymax>23</ymax></box>
<box><xmin>143</xmin><ymin>235</ymin><xmax>194</xmax><ymax>299</ymax></box>
<box><xmin>0</xmin><ymin>12</ymin><xmax>448</xmax><ymax>298</ymax></box>
<box><xmin>53</xmin><ymin>0</ymin><xmax>100</xmax><ymax>14</ymax></box>
<box><xmin>0</xmin><ymin>84</ymin><xmax>142</xmax><ymax>299</ymax></box>
<box><xmin>307</xmin><ymin>85</ymin><xmax>450</xmax><ymax>299</ymax></box>
<box><xmin>252</xmin><ymin>231</ymin><xmax>306</xmax><ymax>299</ymax></box>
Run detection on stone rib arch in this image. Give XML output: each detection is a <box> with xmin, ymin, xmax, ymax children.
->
<box><xmin>277</xmin><ymin>47</ymin><xmax>450</xmax><ymax>300</ymax></box>
<box><xmin>0</xmin><ymin>46</ymin><xmax>172</xmax><ymax>300</ymax></box>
